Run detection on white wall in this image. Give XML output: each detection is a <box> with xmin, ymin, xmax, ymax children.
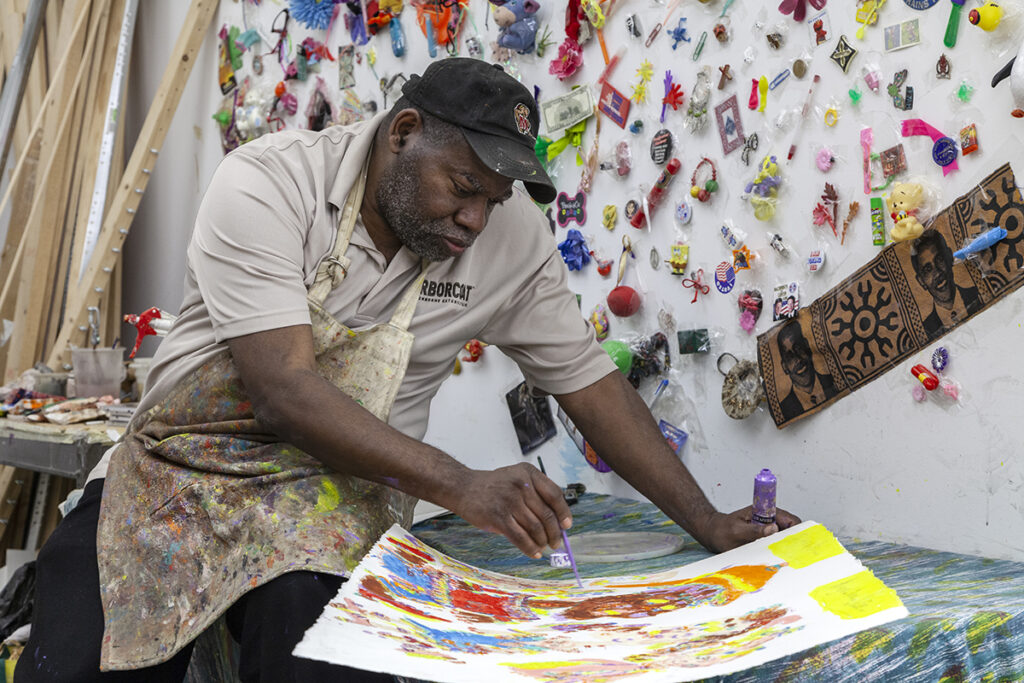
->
<box><xmin>121</xmin><ymin>1</ymin><xmax>222</xmax><ymax>358</ymax></box>
<box><xmin>123</xmin><ymin>0</ymin><xmax>1024</xmax><ymax>561</ymax></box>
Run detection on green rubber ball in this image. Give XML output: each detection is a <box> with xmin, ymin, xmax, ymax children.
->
<box><xmin>601</xmin><ymin>340</ymin><xmax>633</xmax><ymax>374</ymax></box>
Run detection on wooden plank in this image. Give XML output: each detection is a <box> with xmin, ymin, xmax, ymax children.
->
<box><xmin>0</xmin><ymin>132</ymin><xmax>38</xmax><ymax>381</ymax></box>
<box><xmin>39</xmin><ymin>47</ymin><xmax>93</xmax><ymax>359</ymax></box>
<box><xmin>0</xmin><ymin>467</ymin><xmax>18</xmax><ymax>544</ymax></box>
<box><xmin>16</xmin><ymin>0</ymin><xmax>47</xmax><ymax>139</ymax></box>
<box><xmin>47</xmin><ymin>0</ymin><xmax>218</xmax><ymax>369</ymax></box>
<box><xmin>5</xmin><ymin>128</ymin><xmax>72</xmax><ymax>376</ymax></box>
<box><xmin>6</xmin><ymin>471</ymin><xmax>34</xmax><ymax>552</ymax></box>
<box><xmin>103</xmin><ymin>56</ymin><xmax>127</xmax><ymax>348</ymax></box>
<box><xmin>1</xmin><ymin>2</ymin><xmax>106</xmax><ymax>381</ymax></box>
<box><xmin>0</xmin><ymin>469</ymin><xmax>29</xmax><ymax>555</ymax></box>
<box><xmin>67</xmin><ymin>0</ymin><xmax>123</xmax><ymax>292</ymax></box>
<box><xmin>0</xmin><ymin>0</ymin><xmax>31</xmax><ymax>155</ymax></box>
<box><xmin>42</xmin><ymin>0</ymin><xmax>115</xmax><ymax>355</ymax></box>
<box><xmin>43</xmin><ymin>0</ymin><xmax>60</xmax><ymax>77</ymax></box>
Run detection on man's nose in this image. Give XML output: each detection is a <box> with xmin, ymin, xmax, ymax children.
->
<box><xmin>455</xmin><ymin>198</ymin><xmax>489</xmax><ymax>234</ymax></box>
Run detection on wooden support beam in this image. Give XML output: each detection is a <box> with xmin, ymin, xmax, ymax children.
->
<box><xmin>0</xmin><ymin>134</ymin><xmax>38</xmax><ymax>381</ymax></box>
<box><xmin>47</xmin><ymin>0</ymin><xmax>218</xmax><ymax>369</ymax></box>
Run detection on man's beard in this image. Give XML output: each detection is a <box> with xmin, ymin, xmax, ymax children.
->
<box><xmin>375</xmin><ymin>152</ymin><xmax>478</xmax><ymax>262</ymax></box>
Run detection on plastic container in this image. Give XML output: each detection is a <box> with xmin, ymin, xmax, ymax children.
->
<box><xmin>129</xmin><ymin>357</ymin><xmax>154</xmax><ymax>400</ymax></box>
<box><xmin>71</xmin><ymin>347</ymin><xmax>125</xmax><ymax>398</ymax></box>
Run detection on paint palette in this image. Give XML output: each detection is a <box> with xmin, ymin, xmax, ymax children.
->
<box><xmin>543</xmin><ymin>532</ymin><xmax>686</xmax><ymax>563</ymax></box>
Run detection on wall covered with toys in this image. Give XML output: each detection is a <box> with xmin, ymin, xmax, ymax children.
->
<box><xmin>122</xmin><ymin>0</ymin><xmax>1024</xmax><ymax>561</ymax></box>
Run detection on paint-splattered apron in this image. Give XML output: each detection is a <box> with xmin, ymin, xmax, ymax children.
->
<box><xmin>96</xmin><ymin>170</ymin><xmax>426</xmax><ymax>670</ymax></box>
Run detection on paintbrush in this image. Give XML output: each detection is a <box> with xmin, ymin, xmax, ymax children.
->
<box><xmin>536</xmin><ymin>457</ymin><xmax>583</xmax><ymax>589</ymax></box>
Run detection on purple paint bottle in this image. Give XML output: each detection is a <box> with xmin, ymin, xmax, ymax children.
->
<box><xmin>752</xmin><ymin>468</ymin><xmax>777</xmax><ymax>525</ymax></box>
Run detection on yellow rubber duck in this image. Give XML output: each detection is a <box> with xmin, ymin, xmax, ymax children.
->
<box><xmin>970</xmin><ymin>1</ymin><xmax>1004</xmax><ymax>31</ymax></box>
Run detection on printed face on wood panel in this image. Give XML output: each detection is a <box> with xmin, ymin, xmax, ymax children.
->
<box><xmin>758</xmin><ymin>164</ymin><xmax>1024</xmax><ymax>428</ymax></box>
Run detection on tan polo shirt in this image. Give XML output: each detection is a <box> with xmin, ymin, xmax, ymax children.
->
<box><xmin>90</xmin><ymin>115</ymin><xmax>612</xmax><ymax>480</ymax></box>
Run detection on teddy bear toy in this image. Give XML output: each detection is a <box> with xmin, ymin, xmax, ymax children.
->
<box><xmin>490</xmin><ymin>0</ymin><xmax>541</xmax><ymax>56</ymax></box>
<box><xmin>886</xmin><ymin>182</ymin><xmax>926</xmax><ymax>242</ymax></box>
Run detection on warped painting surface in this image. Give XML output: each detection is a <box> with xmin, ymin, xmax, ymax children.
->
<box><xmin>294</xmin><ymin>522</ymin><xmax>908</xmax><ymax>682</ymax></box>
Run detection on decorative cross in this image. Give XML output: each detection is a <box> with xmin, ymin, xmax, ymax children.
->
<box><xmin>718</xmin><ymin>64</ymin><xmax>732</xmax><ymax>90</ymax></box>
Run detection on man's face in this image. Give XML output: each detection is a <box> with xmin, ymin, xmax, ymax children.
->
<box><xmin>376</xmin><ymin>133</ymin><xmax>514</xmax><ymax>262</ymax></box>
<box><xmin>779</xmin><ymin>325</ymin><xmax>814</xmax><ymax>391</ymax></box>
<box><xmin>915</xmin><ymin>242</ymin><xmax>954</xmax><ymax>306</ymax></box>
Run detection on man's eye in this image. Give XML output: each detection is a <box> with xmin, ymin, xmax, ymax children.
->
<box><xmin>453</xmin><ymin>183</ymin><xmax>473</xmax><ymax>197</ymax></box>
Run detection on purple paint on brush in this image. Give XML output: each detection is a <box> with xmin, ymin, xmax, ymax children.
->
<box><xmin>561</xmin><ymin>529</ymin><xmax>583</xmax><ymax>589</ymax></box>
<box><xmin>752</xmin><ymin>468</ymin><xmax>777</xmax><ymax>525</ymax></box>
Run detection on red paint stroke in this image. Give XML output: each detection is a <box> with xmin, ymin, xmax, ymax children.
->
<box><xmin>389</xmin><ymin>537</ymin><xmax>434</xmax><ymax>564</ymax></box>
<box><xmin>531</xmin><ymin>565</ymin><xmax>781</xmax><ymax>620</ymax></box>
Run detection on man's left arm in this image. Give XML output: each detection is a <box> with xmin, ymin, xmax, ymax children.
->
<box><xmin>554</xmin><ymin>370</ymin><xmax>801</xmax><ymax>553</ymax></box>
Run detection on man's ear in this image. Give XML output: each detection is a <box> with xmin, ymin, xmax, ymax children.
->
<box><xmin>388</xmin><ymin>108</ymin><xmax>424</xmax><ymax>153</ymax></box>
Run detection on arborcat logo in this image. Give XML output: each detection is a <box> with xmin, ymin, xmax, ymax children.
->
<box><xmin>419</xmin><ymin>279</ymin><xmax>475</xmax><ymax>307</ymax></box>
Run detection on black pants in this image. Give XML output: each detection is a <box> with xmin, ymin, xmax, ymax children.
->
<box><xmin>15</xmin><ymin>479</ymin><xmax>394</xmax><ymax>683</ymax></box>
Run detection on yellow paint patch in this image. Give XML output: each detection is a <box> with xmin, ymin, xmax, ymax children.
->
<box><xmin>850</xmin><ymin>628</ymin><xmax>895</xmax><ymax>663</ymax></box>
<box><xmin>316</xmin><ymin>479</ymin><xmax>341</xmax><ymax>514</ymax></box>
<box><xmin>768</xmin><ymin>524</ymin><xmax>844</xmax><ymax>569</ymax></box>
<box><xmin>810</xmin><ymin>570</ymin><xmax>903</xmax><ymax>619</ymax></box>
<box><xmin>508</xmin><ymin>661</ymin><xmax>589</xmax><ymax>671</ymax></box>
<box><xmin>966</xmin><ymin>611</ymin><xmax>1012</xmax><ymax>654</ymax></box>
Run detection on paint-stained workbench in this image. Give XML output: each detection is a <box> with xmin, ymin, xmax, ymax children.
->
<box><xmin>0</xmin><ymin>417</ymin><xmax>120</xmax><ymax>485</ymax></box>
<box><xmin>412</xmin><ymin>493</ymin><xmax>1024</xmax><ymax>682</ymax></box>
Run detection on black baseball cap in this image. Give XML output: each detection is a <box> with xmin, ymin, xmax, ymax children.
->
<box><xmin>401</xmin><ymin>58</ymin><xmax>556</xmax><ymax>204</ymax></box>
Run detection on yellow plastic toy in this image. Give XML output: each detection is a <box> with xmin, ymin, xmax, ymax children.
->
<box><xmin>969</xmin><ymin>1</ymin><xmax>1004</xmax><ymax>31</ymax></box>
<box><xmin>886</xmin><ymin>183</ymin><xmax>926</xmax><ymax>242</ymax></box>
<box><xmin>745</xmin><ymin>155</ymin><xmax>781</xmax><ymax>222</ymax></box>
<box><xmin>666</xmin><ymin>243</ymin><xmax>689</xmax><ymax>274</ymax></box>
<box><xmin>856</xmin><ymin>0</ymin><xmax>887</xmax><ymax>39</ymax></box>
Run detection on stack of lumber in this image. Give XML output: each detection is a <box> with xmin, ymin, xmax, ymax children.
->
<box><xmin>1</xmin><ymin>0</ymin><xmax>128</xmax><ymax>382</ymax></box>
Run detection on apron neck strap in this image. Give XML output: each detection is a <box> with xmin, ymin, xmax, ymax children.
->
<box><xmin>308</xmin><ymin>166</ymin><xmax>368</xmax><ymax>305</ymax></box>
<box><xmin>390</xmin><ymin>263</ymin><xmax>428</xmax><ymax>331</ymax></box>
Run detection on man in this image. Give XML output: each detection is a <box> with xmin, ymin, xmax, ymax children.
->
<box><xmin>19</xmin><ymin>60</ymin><xmax>798</xmax><ymax>682</ymax></box>
<box><xmin>911</xmin><ymin>229</ymin><xmax>981</xmax><ymax>339</ymax></box>
<box><xmin>777</xmin><ymin>318</ymin><xmax>837</xmax><ymax>422</ymax></box>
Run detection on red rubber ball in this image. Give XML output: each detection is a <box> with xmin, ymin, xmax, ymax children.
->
<box><xmin>607</xmin><ymin>286</ymin><xmax>642</xmax><ymax>317</ymax></box>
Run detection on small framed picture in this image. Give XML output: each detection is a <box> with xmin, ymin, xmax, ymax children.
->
<box><xmin>715</xmin><ymin>94</ymin><xmax>744</xmax><ymax>155</ymax></box>
<box><xmin>960</xmin><ymin>123</ymin><xmax>979</xmax><ymax>155</ymax></box>
<box><xmin>504</xmin><ymin>382</ymin><xmax>557</xmax><ymax>455</ymax></box>
<box><xmin>598</xmin><ymin>81</ymin><xmax>631</xmax><ymax>129</ymax></box>
<box><xmin>880</xmin><ymin>144</ymin><xmax>907</xmax><ymax>177</ymax></box>
<box><xmin>807</xmin><ymin>9</ymin><xmax>830</xmax><ymax>46</ymax></box>
<box><xmin>772</xmin><ymin>282</ymin><xmax>800</xmax><ymax>321</ymax></box>
<box><xmin>884</xmin><ymin>18</ymin><xmax>921</xmax><ymax>52</ymax></box>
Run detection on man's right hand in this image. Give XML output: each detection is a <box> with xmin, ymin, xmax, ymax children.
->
<box><xmin>446</xmin><ymin>463</ymin><xmax>573</xmax><ymax>559</ymax></box>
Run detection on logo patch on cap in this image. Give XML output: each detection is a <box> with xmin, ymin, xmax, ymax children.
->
<box><xmin>513</xmin><ymin>103</ymin><xmax>532</xmax><ymax>136</ymax></box>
